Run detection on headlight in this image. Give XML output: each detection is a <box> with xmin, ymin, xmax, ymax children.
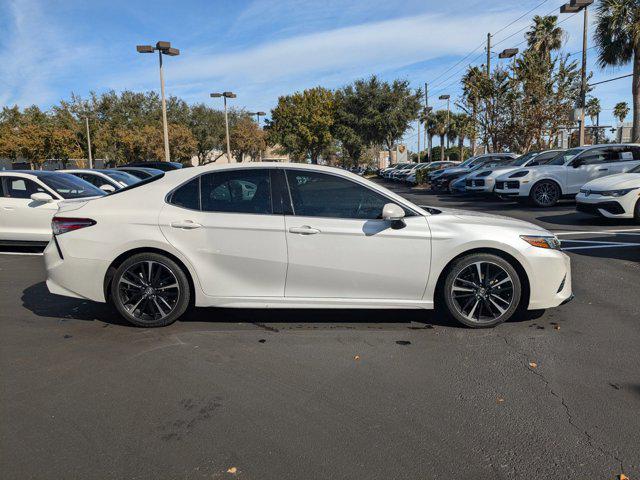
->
<box><xmin>597</xmin><ymin>188</ymin><xmax>636</xmax><ymax>197</ymax></box>
<box><xmin>510</xmin><ymin>170</ymin><xmax>529</xmax><ymax>178</ymax></box>
<box><xmin>520</xmin><ymin>235</ymin><xmax>562</xmax><ymax>250</ymax></box>
<box><xmin>477</xmin><ymin>170</ymin><xmax>492</xmax><ymax>177</ymax></box>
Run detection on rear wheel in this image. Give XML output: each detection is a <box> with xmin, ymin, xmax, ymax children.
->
<box><xmin>529</xmin><ymin>180</ymin><xmax>561</xmax><ymax>207</ymax></box>
<box><xmin>110</xmin><ymin>253</ymin><xmax>190</xmax><ymax>327</ymax></box>
<box><xmin>634</xmin><ymin>199</ymin><xmax>640</xmax><ymax>224</ymax></box>
<box><xmin>443</xmin><ymin>253</ymin><xmax>522</xmax><ymax>328</ymax></box>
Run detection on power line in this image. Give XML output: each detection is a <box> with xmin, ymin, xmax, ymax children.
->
<box><xmin>589</xmin><ymin>73</ymin><xmax>633</xmax><ymax>86</ymax></box>
<box><xmin>492</xmin><ymin>0</ymin><xmax>550</xmax><ymax>37</ymax></box>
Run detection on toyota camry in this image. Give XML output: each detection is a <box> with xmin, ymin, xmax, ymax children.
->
<box><xmin>45</xmin><ymin>163</ymin><xmax>573</xmax><ymax>328</ymax></box>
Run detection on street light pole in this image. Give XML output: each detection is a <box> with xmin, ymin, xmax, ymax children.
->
<box><xmin>85</xmin><ymin>117</ymin><xmax>93</xmax><ymax>169</ymax></box>
<box><xmin>560</xmin><ymin>0</ymin><xmax>593</xmax><ymax>146</ymax></box>
<box><xmin>136</xmin><ymin>41</ymin><xmax>180</xmax><ymax>162</ymax></box>
<box><xmin>211</xmin><ymin>92</ymin><xmax>237</xmax><ymax>162</ymax></box>
<box><xmin>439</xmin><ymin>95</ymin><xmax>451</xmax><ymax>160</ymax></box>
<box><xmin>253</xmin><ymin>111</ymin><xmax>266</xmax><ymax>125</ymax></box>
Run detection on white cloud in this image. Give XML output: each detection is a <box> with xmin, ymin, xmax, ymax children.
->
<box><xmin>0</xmin><ymin>0</ymin><xmax>95</xmax><ymax>107</ymax></box>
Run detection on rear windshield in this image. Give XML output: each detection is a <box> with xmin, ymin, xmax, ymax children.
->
<box><xmin>40</xmin><ymin>173</ymin><xmax>106</xmax><ymax>199</ymax></box>
<box><xmin>106</xmin><ymin>172</ymin><xmax>165</xmax><ymax>195</ymax></box>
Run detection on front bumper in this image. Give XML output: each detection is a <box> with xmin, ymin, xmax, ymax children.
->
<box><xmin>575</xmin><ymin>193</ymin><xmax>632</xmax><ymax>218</ymax></box>
<box><xmin>526</xmin><ymin>249</ymin><xmax>573</xmax><ymax>310</ymax></box>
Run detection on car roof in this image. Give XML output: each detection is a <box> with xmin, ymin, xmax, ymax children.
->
<box><xmin>0</xmin><ymin>170</ymin><xmax>55</xmax><ymax>177</ymax></box>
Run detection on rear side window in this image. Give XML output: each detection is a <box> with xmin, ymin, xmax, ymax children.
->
<box><xmin>616</xmin><ymin>146</ymin><xmax>640</xmax><ymax>161</ymax></box>
<box><xmin>169</xmin><ymin>177</ymin><xmax>200</xmax><ymax>210</ymax></box>
<box><xmin>200</xmin><ymin>169</ymin><xmax>272</xmax><ymax>214</ymax></box>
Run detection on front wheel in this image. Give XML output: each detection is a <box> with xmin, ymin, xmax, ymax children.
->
<box><xmin>634</xmin><ymin>199</ymin><xmax>640</xmax><ymax>224</ymax></box>
<box><xmin>442</xmin><ymin>254</ymin><xmax>522</xmax><ymax>328</ymax></box>
<box><xmin>529</xmin><ymin>180</ymin><xmax>561</xmax><ymax>207</ymax></box>
<box><xmin>110</xmin><ymin>253</ymin><xmax>190</xmax><ymax>327</ymax></box>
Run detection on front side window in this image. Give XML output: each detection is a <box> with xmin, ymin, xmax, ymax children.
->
<box><xmin>578</xmin><ymin>148</ymin><xmax>610</xmax><ymax>165</ymax></box>
<box><xmin>201</xmin><ymin>169</ymin><xmax>272</xmax><ymax>214</ymax></box>
<box><xmin>286</xmin><ymin>170</ymin><xmax>400</xmax><ymax>220</ymax></box>
<box><xmin>549</xmin><ymin>148</ymin><xmax>585</xmax><ymax>165</ymax></box>
<box><xmin>2</xmin><ymin>177</ymin><xmax>46</xmax><ymax>199</ymax></box>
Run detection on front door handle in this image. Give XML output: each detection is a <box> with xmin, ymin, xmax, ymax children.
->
<box><xmin>597</xmin><ymin>168</ymin><xmax>608</xmax><ymax>171</ymax></box>
<box><xmin>289</xmin><ymin>226</ymin><xmax>320</xmax><ymax>235</ymax></box>
<box><xmin>170</xmin><ymin>220</ymin><xmax>202</xmax><ymax>229</ymax></box>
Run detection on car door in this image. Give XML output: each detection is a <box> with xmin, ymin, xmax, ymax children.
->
<box><xmin>566</xmin><ymin>148</ymin><xmax>613</xmax><ymax>194</ymax></box>
<box><xmin>282</xmin><ymin>169</ymin><xmax>431</xmax><ymax>300</ymax></box>
<box><xmin>0</xmin><ymin>176</ymin><xmax>59</xmax><ymax>242</ymax></box>
<box><xmin>158</xmin><ymin>168</ymin><xmax>288</xmax><ymax>298</ymax></box>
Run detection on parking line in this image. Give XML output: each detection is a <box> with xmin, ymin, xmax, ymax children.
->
<box><xmin>562</xmin><ymin>244</ymin><xmax>640</xmax><ymax>251</ymax></box>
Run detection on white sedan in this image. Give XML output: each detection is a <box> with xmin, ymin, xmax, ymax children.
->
<box><xmin>576</xmin><ymin>164</ymin><xmax>640</xmax><ymax>222</ymax></box>
<box><xmin>45</xmin><ymin>163</ymin><xmax>572</xmax><ymax>328</ymax></box>
<box><xmin>60</xmin><ymin>169</ymin><xmax>140</xmax><ymax>192</ymax></box>
<box><xmin>0</xmin><ymin>171</ymin><xmax>105</xmax><ymax>245</ymax></box>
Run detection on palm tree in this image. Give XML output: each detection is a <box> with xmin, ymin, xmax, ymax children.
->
<box><xmin>595</xmin><ymin>0</ymin><xmax>640</xmax><ymax>142</ymax></box>
<box><xmin>426</xmin><ymin>114</ymin><xmax>438</xmax><ymax>161</ymax></box>
<box><xmin>613</xmin><ymin>101</ymin><xmax>630</xmax><ymax>124</ymax></box>
<box><xmin>526</xmin><ymin>15</ymin><xmax>564</xmax><ymax>60</ymax></box>
<box><xmin>585</xmin><ymin>97</ymin><xmax>601</xmax><ymax>124</ymax></box>
<box><xmin>462</xmin><ymin>66</ymin><xmax>483</xmax><ymax>155</ymax></box>
<box><xmin>433</xmin><ymin>110</ymin><xmax>449</xmax><ymax>161</ymax></box>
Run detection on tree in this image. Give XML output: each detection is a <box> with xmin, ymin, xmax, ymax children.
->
<box><xmin>585</xmin><ymin>97</ymin><xmax>601</xmax><ymax>124</ymax></box>
<box><xmin>595</xmin><ymin>0</ymin><xmax>640</xmax><ymax>142</ymax></box>
<box><xmin>432</xmin><ymin>110</ymin><xmax>449</xmax><ymax>161</ymax></box>
<box><xmin>230</xmin><ymin>117</ymin><xmax>267</xmax><ymax>161</ymax></box>
<box><xmin>187</xmin><ymin>104</ymin><xmax>226</xmax><ymax>163</ymax></box>
<box><xmin>267</xmin><ymin>87</ymin><xmax>335</xmax><ymax>164</ymax></box>
<box><xmin>461</xmin><ymin>66</ymin><xmax>483</xmax><ymax>155</ymax></box>
<box><xmin>613</xmin><ymin>101</ymin><xmax>630</xmax><ymax>124</ymax></box>
<box><xmin>526</xmin><ymin>15</ymin><xmax>564</xmax><ymax>60</ymax></box>
<box><xmin>332</xmin><ymin>84</ymin><xmax>368</xmax><ymax>165</ymax></box>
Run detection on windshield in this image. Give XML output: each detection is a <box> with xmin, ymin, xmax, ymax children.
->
<box><xmin>102</xmin><ymin>170</ymin><xmax>140</xmax><ymax>186</ymax></box>
<box><xmin>106</xmin><ymin>172</ymin><xmax>165</xmax><ymax>195</ymax></box>
<box><xmin>510</xmin><ymin>152</ymin><xmax>538</xmax><ymax>166</ymax></box>
<box><xmin>40</xmin><ymin>173</ymin><xmax>106</xmax><ymax>199</ymax></box>
<box><xmin>458</xmin><ymin>157</ymin><xmax>478</xmax><ymax>168</ymax></box>
<box><xmin>548</xmin><ymin>148</ymin><xmax>585</xmax><ymax>166</ymax></box>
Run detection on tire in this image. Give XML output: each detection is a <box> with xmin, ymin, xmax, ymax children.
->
<box><xmin>442</xmin><ymin>253</ymin><xmax>522</xmax><ymax>328</ymax></box>
<box><xmin>110</xmin><ymin>252</ymin><xmax>190</xmax><ymax>327</ymax></box>
<box><xmin>635</xmin><ymin>199</ymin><xmax>640</xmax><ymax>225</ymax></box>
<box><xmin>529</xmin><ymin>180</ymin><xmax>561</xmax><ymax>207</ymax></box>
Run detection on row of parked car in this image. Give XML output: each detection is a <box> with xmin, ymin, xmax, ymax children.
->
<box><xmin>380</xmin><ymin>144</ymin><xmax>640</xmax><ymax>222</ymax></box>
<box><xmin>0</xmin><ymin>162</ymin><xmax>184</xmax><ymax>244</ymax></box>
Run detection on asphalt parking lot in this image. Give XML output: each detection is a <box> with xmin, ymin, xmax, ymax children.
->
<box><xmin>1</xmin><ymin>180</ymin><xmax>639</xmax><ymax>480</ymax></box>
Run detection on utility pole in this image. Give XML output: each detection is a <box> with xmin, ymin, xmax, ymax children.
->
<box><xmin>85</xmin><ymin>117</ymin><xmax>93</xmax><ymax>169</ymax></box>
<box><xmin>486</xmin><ymin>33</ymin><xmax>491</xmax><ymax>76</ymax></box>
<box><xmin>424</xmin><ymin>82</ymin><xmax>429</xmax><ymax>161</ymax></box>
<box><xmin>416</xmin><ymin>111</ymin><xmax>421</xmax><ymax>163</ymax></box>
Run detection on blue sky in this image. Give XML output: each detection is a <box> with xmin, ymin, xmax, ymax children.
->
<box><xmin>0</xmin><ymin>0</ymin><xmax>634</xmax><ymax>150</ymax></box>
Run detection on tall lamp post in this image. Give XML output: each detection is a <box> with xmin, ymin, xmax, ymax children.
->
<box><xmin>211</xmin><ymin>91</ymin><xmax>237</xmax><ymax>162</ymax></box>
<box><xmin>136</xmin><ymin>41</ymin><xmax>180</xmax><ymax>162</ymax></box>
<box><xmin>439</xmin><ymin>94</ymin><xmax>451</xmax><ymax>160</ymax></box>
<box><xmin>560</xmin><ymin>0</ymin><xmax>593</xmax><ymax>146</ymax></box>
<box><xmin>252</xmin><ymin>111</ymin><xmax>266</xmax><ymax>126</ymax></box>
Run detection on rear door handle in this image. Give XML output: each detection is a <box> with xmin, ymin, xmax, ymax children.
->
<box><xmin>170</xmin><ymin>220</ymin><xmax>202</xmax><ymax>229</ymax></box>
<box><xmin>289</xmin><ymin>226</ymin><xmax>320</xmax><ymax>235</ymax></box>
<box><xmin>597</xmin><ymin>168</ymin><xmax>608</xmax><ymax>171</ymax></box>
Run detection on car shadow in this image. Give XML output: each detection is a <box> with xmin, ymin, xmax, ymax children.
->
<box><xmin>536</xmin><ymin>211</ymin><xmax>638</xmax><ymax>228</ymax></box>
<box><xmin>22</xmin><ymin>281</ymin><xmax>539</xmax><ymax>329</ymax></box>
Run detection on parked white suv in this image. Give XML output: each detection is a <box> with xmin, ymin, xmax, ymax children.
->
<box><xmin>0</xmin><ymin>171</ymin><xmax>105</xmax><ymax>245</ymax></box>
<box><xmin>576</xmin><ymin>163</ymin><xmax>640</xmax><ymax>222</ymax></box>
<box><xmin>494</xmin><ymin>144</ymin><xmax>640</xmax><ymax>207</ymax></box>
<box><xmin>465</xmin><ymin>150</ymin><xmax>562</xmax><ymax>194</ymax></box>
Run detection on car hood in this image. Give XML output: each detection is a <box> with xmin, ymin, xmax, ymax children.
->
<box><xmin>431</xmin><ymin>208</ymin><xmax>551</xmax><ymax>234</ymax></box>
<box><xmin>581</xmin><ymin>173</ymin><xmax>640</xmax><ymax>190</ymax></box>
<box><xmin>496</xmin><ymin>164</ymin><xmax>565</xmax><ymax>179</ymax></box>
<box><xmin>438</xmin><ymin>167</ymin><xmax>468</xmax><ymax>176</ymax></box>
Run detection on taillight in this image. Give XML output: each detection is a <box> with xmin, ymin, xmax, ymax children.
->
<box><xmin>52</xmin><ymin>217</ymin><xmax>96</xmax><ymax>235</ymax></box>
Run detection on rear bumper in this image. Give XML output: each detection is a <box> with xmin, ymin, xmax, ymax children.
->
<box><xmin>44</xmin><ymin>239</ymin><xmax>109</xmax><ymax>302</ymax></box>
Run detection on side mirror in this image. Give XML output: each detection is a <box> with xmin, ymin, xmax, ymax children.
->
<box><xmin>30</xmin><ymin>192</ymin><xmax>54</xmax><ymax>203</ymax></box>
<box><xmin>382</xmin><ymin>203</ymin><xmax>406</xmax><ymax>229</ymax></box>
<box><xmin>571</xmin><ymin>159</ymin><xmax>583</xmax><ymax>168</ymax></box>
<box><xmin>99</xmin><ymin>184</ymin><xmax>116</xmax><ymax>192</ymax></box>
